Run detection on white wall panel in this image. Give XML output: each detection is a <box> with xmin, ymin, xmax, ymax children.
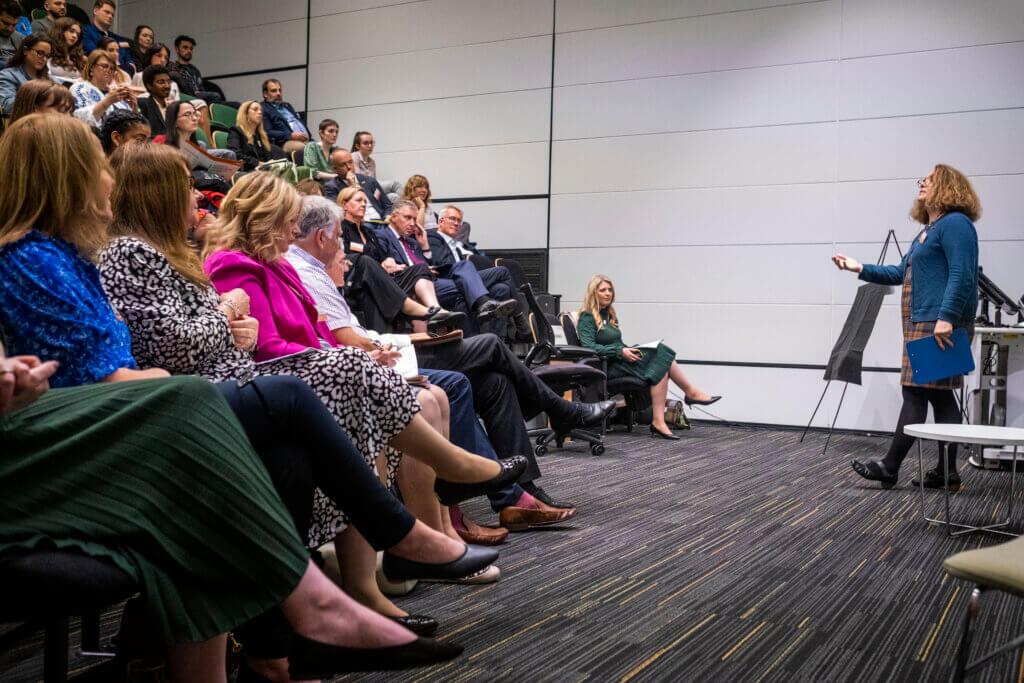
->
<box><xmin>838</xmin><ymin>110</ymin><xmax>1024</xmax><ymax>181</ymax></box>
<box><xmin>548</xmin><ymin>245</ymin><xmax>834</xmax><ymax>306</ymax></box>
<box><xmin>839</xmin><ymin>43</ymin><xmax>1024</xmax><ymax>120</ymax></box>
<box><xmin>307</xmin><ymin>36</ymin><xmax>552</xmax><ymax>110</ymax></box>
<box><xmin>214</xmin><ymin>69</ymin><xmax>306</xmax><ymax>110</ymax></box>
<box><xmin>552</xmin><ymin>122</ymin><xmax>836</xmax><ymax>194</ymax></box>
<box><xmin>310</xmin><ymin>0</ymin><xmax>551</xmax><ymax>61</ymax></box>
<box><xmin>550</xmin><ymin>184</ymin><xmax>836</xmax><ymax>248</ymax></box>
<box><xmin>554</xmin><ymin>61</ymin><xmax>837</xmax><ymax>140</ymax></box>
<box><xmin>833</xmin><ymin>175</ymin><xmax>1024</xmax><ymax>244</ymax></box>
<box><xmin>308</xmin><ymin>90</ymin><xmax>549</xmax><ymax>154</ymax></box>
<box><xmin>449</xmin><ymin>199</ymin><xmax>549</xmax><ymax>250</ymax></box>
<box><xmin>372</xmin><ymin>142</ymin><xmax>549</xmax><ymax>198</ymax></box>
<box><xmin>120</xmin><ymin>0</ymin><xmax>306</xmax><ymax>43</ymax></box>
<box><xmin>554</xmin><ymin>0</ymin><xmax>804</xmax><ymax>33</ymax></box>
<box><xmin>841</xmin><ymin>0</ymin><xmax>1024</xmax><ymax>58</ymax></box>
<box><xmin>311</xmin><ymin>0</ymin><xmax>412</xmax><ymax>16</ymax></box>
<box><xmin>195</xmin><ymin>21</ymin><xmax>308</xmax><ymax>77</ymax></box>
<box><xmin>554</xmin><ymin>1</ymin><xmax>839</xmax><ymax>86</ymax></box>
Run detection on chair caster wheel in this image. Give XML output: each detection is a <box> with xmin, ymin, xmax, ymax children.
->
<box><xmin>590</xmin><ymin>444</ymin><xmax>605</xmax><ymax>456</ymax></box>
<box><xmin>535</xmin><ymin>436</ymin><xmax>547</xmax><ymax>446</ymax></box>
<box><xmin>534</xmin><ymin>445</ymin><xmax>548</xmax><ymax>457</ymax></box>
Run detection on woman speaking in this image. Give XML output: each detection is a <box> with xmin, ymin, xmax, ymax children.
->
<box><xmin>833</xmin><ymin>164</ymin><xmax>979</xmax><ymax>490</ymax></box>
<box><xmin>576</xmin><ymin>275</ymin><xmax>720</xmax><ymax>440</ymax></box>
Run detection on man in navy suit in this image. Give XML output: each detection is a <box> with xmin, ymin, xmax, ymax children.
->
<box><xmin>261</xmin><ymin>78</ymin><xmax>309</xmax><ymax>155</ymax></box>
<box><xmin>377</xmin><ymin>200</ymin><xmax>517</xmax><ymax>330</ymax></box>
<box><xmin>324</xmin><ymin>149</ymin><xmax>392</xmax><ymax>221</ymax></box>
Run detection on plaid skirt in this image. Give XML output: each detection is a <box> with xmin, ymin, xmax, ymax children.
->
<box><xmin>900</xmin><ymin>262</ymin><xmax>973</xmax><ymax>388</ymax></box>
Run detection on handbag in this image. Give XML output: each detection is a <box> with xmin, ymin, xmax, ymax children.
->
<box><xmin>664</xmin><ymin>399</ymin><xmax>690</xmax><ymax>430</ymax></box>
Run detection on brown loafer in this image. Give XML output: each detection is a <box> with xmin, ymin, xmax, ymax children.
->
<box><xmin>498</xmin><ymin>503</ymin><xmax>577</xmax><ymax>532</ymax></box>
<box><xmin>450</xmin><ymin>504</ymin><xmax>508</xmax><ymax>545</ymax></box>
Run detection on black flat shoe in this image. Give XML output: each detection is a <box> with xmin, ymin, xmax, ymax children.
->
<box><xmin>382</xmin><ymin>545</ymin><xmax>499</xmax><ymax>582</ymax></box>
<box><xmin>521</xmin><ymin>482</ymin><xmax>576</xmax><ymax>510</ymax></box>
<box><xmin>911</xmin><ymin>468</ymin><xmax>962</xmax><ymax>491</ymax></box>
<box><xmin>552</xmin><ymin>400</ymin><xmax>617</xmax><ymax>434</ymax></box>
<box><xmin>434</xmin><ymin>456</ymin><xmax>528</xmax><ymax>505</ymax></box>
<box><xmin>475</xmin><ymin>298</ymin><xmax>517</xmax><ymax>320</ymax></box>
<box><xmin>425</xmin><ymin>308</ymin><xmax>466</xmax><ymax>335</ymax></box>
<box><xmin>650</xmin><ymin>425</ymin><xmax>681</xmax><ymax>441</ymax></box>
<box><xmin>389</xmin><ymin>614</ymin><xmax>439</xmax><ymax>637</ymax></box>
<box><xmin>850</xmin><ymin>459</ymin><xmax>898</xmax><ymax>489</ymax></box>
<box><xmin>684</xmin><ymin>395</ymin><xmax>721</xmax><ymax>407</ymax></box>
<box><xmin>289</xmin><ymin>635</ymin><xmax>463</xmax><ymax>678</ymax></box>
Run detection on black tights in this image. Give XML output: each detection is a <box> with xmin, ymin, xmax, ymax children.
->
<box><xmin>882</xmin><ymin>385</ymin><xmax>962</xmax><ymax>473</ymax></box>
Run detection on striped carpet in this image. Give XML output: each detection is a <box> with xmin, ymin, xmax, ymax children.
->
<box><xmin>2</xmin><ymin>423</ymin><xmax>1022</xmax><ymax>682</ymax></box>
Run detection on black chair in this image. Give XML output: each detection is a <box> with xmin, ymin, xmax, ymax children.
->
<box><xmin>519</xmin><ymin>284</ymin><xmax>609</xmax><ymax>456</ymax></box>
<box><xmin>0</xmin><ymin>550</ymin><xmax>138</xmax><ymax>682</ymax></box>
<box><xmin>560</xmin><ymin>312</ymin><xmax>648</xmax><ymax>433</ymax></box>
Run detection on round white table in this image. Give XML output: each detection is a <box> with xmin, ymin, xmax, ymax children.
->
<box><xmin>904</xmin><ymin>423</ymin><xmax>1024</xmax><ymax>537</ymax></box>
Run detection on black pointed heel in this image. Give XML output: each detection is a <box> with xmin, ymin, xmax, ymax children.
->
<box><xmin>434</xmin><ymin>456</ymin><xmax>527</xmax><ymax>505</ymax></box>
<box><xmin>684</xmin><ymin>395</ymin><xmax>721</xmax><ymax>406</ymax></box>
<box><xmin>649</xmin><ymin>425</ymin><xmax>681</xmax><ymax>441</ymax></box>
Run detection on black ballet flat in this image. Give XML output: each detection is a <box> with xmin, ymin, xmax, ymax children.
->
<box><xmin>389</xmin><ymin>614</ymin><xmax>439</xmax><ymax>637</ymax></box>
<box><xmin>850</xmin><ymin>459</ymin><xmax>898</xmax><ymax>489</ymax></box>
<box><xmin>684</xmin><ymin>395</ymin><xmax>722</xmax><ymax>407</ymax></box>
<box><xmin>649</xmin><ymin>425</ymin><xmax>681</xmax><ymax>441</ymax></box>
<box><xmin>382</xmin><ymin>545</ymin><xmax>499</xmax><ymax>582</ymax></box>
<box><xmin>434</xmin><ymin>456</ymin><xmax>528</xmax><ymax>506</ymax></box>
<box><xmin>289</xmin><ymin>634</ymin><xmax>463</xmax><ymax>678</ymax></box>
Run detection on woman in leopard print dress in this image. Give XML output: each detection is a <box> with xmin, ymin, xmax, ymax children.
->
<box><xmin>99</xmin><ymin>144</ymin><xmax>519</xmax><ymax>626</ymax></box>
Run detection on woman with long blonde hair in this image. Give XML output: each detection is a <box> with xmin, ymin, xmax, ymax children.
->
<box><xmin>402</xmin><ymin>174</ymin><xmax>437</xmax><ymax>230</ymax></box>
<box><xmin>227</xmin><ymin>100</ymin><xmax>276</xmax><ymax>171</ymax></box>
<box><xmin>577</xmin><ymin>274</ymin><xmax>720</xmax><ymax>440</ymax></box>
<box><xmin>834</xmin><ymin>163</ymin><xmax>981</xmax><ymax>490</ymax></box>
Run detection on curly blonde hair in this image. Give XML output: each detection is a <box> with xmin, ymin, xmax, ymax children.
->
<box><xmin>202</xmin><ymin>172</ymin><xmax>302</xmax><ymax>263</ymax></box>
<box><xmin>402</xmin><ymin>174</ymin><xmax>431</xmax><ymax>204</ymax></box>
<box><xmin>910</xmin><ymin>164</ymin><xmax>981</xmax><ymax>225</ymax></box>
<box><xmin>580</xmin><ymin>275</ymin><xmax>618</xmax><ymax>331</ymax></box>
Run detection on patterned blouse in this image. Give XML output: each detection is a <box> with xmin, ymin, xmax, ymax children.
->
<box><xmin>98</xmin><ymin>236</ymin><xmax>256</xmax><ymax>383</ymax></box>
<box><xmin>0</xmin><ymin>231</ymin><xmax>137</xmax><ymax>388</ymax></box>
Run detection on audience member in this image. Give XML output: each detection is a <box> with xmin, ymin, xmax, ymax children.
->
<box><xmin>134</xmin><ymin>45</ymin><xmax>213</xmax><ymax>139</ymax></box>
<box><xmin>576</xmin><ymin>275</ymin><xmax>720</xmax><ymax>440</ymax></box>
<box><xmin>352</xmin><ymin>129</ymin><xmax>401</xmax><ymax>196</ymax></box>
<box><xmin>98</xmin><ymin>35</ymin><xmax>143</xmax><ymax>94</ymax></box>
<box><xmin>157</xmin><ymin>100</ymin><xmax>236</xmax><ymax>192</ymax></box>
<box><xmin>290</xmin><ymin>197</ymin><xmax>616</xmax><ymax>531</ymax></box>
<box><xmin>0</xmin><ymin>0</ymin><xmax>23</xmax><ymax>65</ymax></box>
<box><xmin>129</xmin><ymin>23</ymin><xmax>153</xmax><ymax>71</ymax></box>
<box><xmin>325</xmin><ymin>148</ymin><xmax>392</xmax><ymax>220</ymax></box>
<box><xmin>261</xmin><ymin>77</ymin><xmax>308</xmax><ymax>154</ymax></box>
<box><xmin>430</xmin><ymin>204</ymin><xmax>532</xmax><ymax>340</ymax></box>
<box><xmin>296</xmin><ymin>177</ymin><xmax>323</xmax><ymax>196</ymax></box>
<box><xmin>338</xmin><ymin>186</ymin><xmax>464</xmax><ymax>332</ymax></box>
<box><xmin>304</xmin><ymin>117</ymin><xmax>338</xmax><ymax>179</ymax></box>
<box><xmin>0</xmin><ymin>34</ymin><xmax>53</xmax><ymax>114</ymax></box>
<box><xmin>170</xmin><ymin>33</ymin><xmax>225</xmax><ymax>103</ymax></box>
<box><xmin>227</xmin><ymin>100</ymin><xmax>279</xmax><ymax>170</ymax></box>
<box><xmin>80</xmin><ymin>0</ymin><xmax>131</xmax><ymax>71</ymax></box>
<box><xmin>0</xmin><ymin>115</ymin><xmax>469</xmax><ymax>680</ymax></box>
<box><xmin>71</xmin><ymin>48</ymin><xmax>137</xmax><ymax>128</ymax></box>
<box><xmin>46</xmin><ymin>17</ymin><xmax>83</xmax><ymax>82</ymax></box>
<box><xmin>137</xmin><ymin>63</ymin><xmax>170</xmax><ymax>134</ymax></box>
<box><xmin>8</xmin><ymin>76</ymin><xmax>71</xmax><ymax>122</ymax></box>
<box><xmin>382</xmin><ymin>199</ymin><xmax>518</xmax><ymax>329</ymax></box>
<box><xmin>31</xmin><ymin>0</ymin><xmax>65</xmax><ymax>34</ymax></box>
<box><xmin>404</xmin><ymin>174</ymin><xmax>438</xmax><ymax>230</ymax></box>
<box><xmin>99</xmin><ymin>107</ymin><xmax>148</xmax><ymax>153</ymax></box>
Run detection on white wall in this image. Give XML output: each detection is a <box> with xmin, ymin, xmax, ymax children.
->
<box><xmin>117</xmin><ymin>0</ymin><xmax>1024</xmax><ymax>430</ymax></box>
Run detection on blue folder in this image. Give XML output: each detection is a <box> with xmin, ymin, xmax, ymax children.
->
<box><xmin>906</xmin><ymin>328</ymin><xmax>975</xmax><ymax>384</ymax></box>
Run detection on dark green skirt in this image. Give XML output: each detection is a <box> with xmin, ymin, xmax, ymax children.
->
<box><xmin>607</xmin><ymin>342</ymin><xmax>676</xmax><ymax>385</ymax></box>
<box><xmin>0</xmin><ymin>376</ymin><xmax>308</xmax><ymax>644</ymax></box>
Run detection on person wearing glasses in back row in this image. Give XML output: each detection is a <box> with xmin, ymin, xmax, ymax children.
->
<box><xmin>834</xmin><ymin>164</ymin><xmax>980</xmax><ymax>492</ymax></box>
<box><xmin>0</xmin><ymin>34</ymin><xmax>56</xmax><ymax>114</ymax></box>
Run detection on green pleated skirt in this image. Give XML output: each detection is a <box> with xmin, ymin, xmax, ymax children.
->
<box><xmin>607</xmin><ymin>342</ymin><xmax>677</xmax><ymax>385</ymax></box>
<box><xmin>0</xmin><ymin>376</ymin><xmax>308</xmax><ymax>644</ymax></box>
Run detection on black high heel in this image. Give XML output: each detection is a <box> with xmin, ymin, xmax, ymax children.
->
<box><xmin>434</xmin><ymin>456</ymin><xmax>528</xmax><ymax>505</ymax></box>
<box><xmin>289</xmin><ymin>635</ymin><xmax>463</xmax><ymax>678</ymax></box>
<box><xmin>850</xmin><ymin>459</ymin><xmax>898</xmax><ymax>489</ymax></box>
<box><xmin>684</xmin><ymin>395</ymin><xmax>721</xmax><ymax>406</ymax></box>
<box><xmin>649</xmin><ymin>425</ymin><xmax>681</xmax><ymax>441</ymax></box>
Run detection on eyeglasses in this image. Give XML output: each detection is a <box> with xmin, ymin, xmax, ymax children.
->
<box><xmin>916</xmin><ymin>177</ymin><xmax>932</xmax><ymax>188</ymax></box>
<box><xmin>178</xmin><ymin>111</ymin><xmax>199</xmax><ymax>119</ymax></box>
<box><xmin>30</xmin><ymin>48</ymin><xmax>53</xmax><ymax>59</ymax></box>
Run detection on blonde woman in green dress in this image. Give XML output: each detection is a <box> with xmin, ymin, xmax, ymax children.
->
<box><xmin>577</xmin><ymin>275</ymin><xmax>720</xmax><ymax>440</ymax></box>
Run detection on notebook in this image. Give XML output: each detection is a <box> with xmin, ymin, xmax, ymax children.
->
<box><xmin>906</xmin><ymin>328</ymin><xmax>975</xmax><ymax>384</ymax></box>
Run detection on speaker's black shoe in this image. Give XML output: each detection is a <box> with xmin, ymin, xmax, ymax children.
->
<box><xmin>851</xmin><ymin>459</ymin><xmax>898</xmax><ymax>489</ymax></box>
<box><xmin>911</xmin><ymin>467</ymin><xmax>962</xmax><ymax>491</ymax></box>
<box><xmin>434</xmin><ymin>456</ymin><xmax>528</xmax><ymax>505</ymax></box>
<box><xmin>650</xmin><ymin>425</ymin><xmax>681</xmax><ymax>441</ymax></box>
<box><xmin>289</xmin><ymin>635</ymin><xmax>463</xmax><ymax>678</ymax></box>
<box><xmin>684</xmin><ymin>395</ymin><xmax>721</xmax><ymax>406</ymax></box>
<box><xmin>521</xmin><ymin>482</ymin><xmax>575</xmax><ymax>510</ymax></box>
<box><xmin>382</xmin><ymin>544</ymin><xmax>499</xmax><ymax>582</ymax></box>
<box><xmin>475</xmin><ymin>298</ymin><xmax>517</xmax><ymax>320</ymax></box>
<box><xmin>388</xmin><ymin>615</ymin><xmax>439</xmax><ymax>637</ymax></box>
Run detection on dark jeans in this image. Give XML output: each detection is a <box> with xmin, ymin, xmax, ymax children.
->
<box><xmin>882</xmin><ymin>385</ymin><xmax>962</xmax><ymax>473</ymax></box>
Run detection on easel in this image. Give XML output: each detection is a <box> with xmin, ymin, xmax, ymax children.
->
<box><xmin>800</xmin><ymin>230</ymin><xmax>904</xmax><ymax>454</ymax></box>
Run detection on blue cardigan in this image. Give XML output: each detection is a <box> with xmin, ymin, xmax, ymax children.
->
<box><xmin>858</xmin><ymin>211</ymin><xmax>978</xmax><ymax>324</ymax></box>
